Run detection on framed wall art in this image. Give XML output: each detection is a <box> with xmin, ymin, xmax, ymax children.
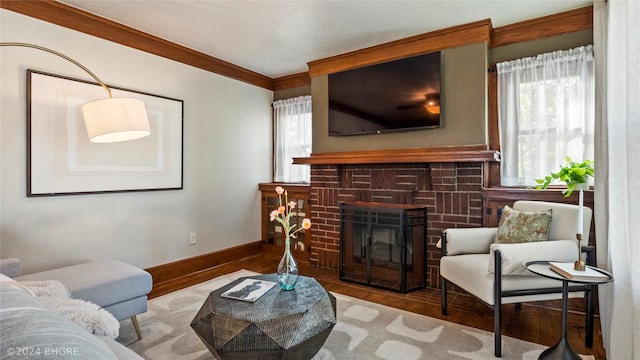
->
<box><xmin>27</xmin><ymin>69</ymin><xmax>184</xmax><ymax>196</ymax></box>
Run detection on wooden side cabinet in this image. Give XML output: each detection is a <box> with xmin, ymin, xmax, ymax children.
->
<box><xmin>259</xmin><ymin>183</ymin><xmax>311</xmax><ymax>261</ymax></box>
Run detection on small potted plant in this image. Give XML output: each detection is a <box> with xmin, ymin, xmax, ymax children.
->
<box><xmin>535</xmin><ymin>157</ymin><xmax>594</xmax><ymax>197</ymax></box>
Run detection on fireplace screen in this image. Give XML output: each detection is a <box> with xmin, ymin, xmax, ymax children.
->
<box><xmin>340</xmin><ymin>202</ymin><xmax>426</xmax><ymax>292</ymax></box>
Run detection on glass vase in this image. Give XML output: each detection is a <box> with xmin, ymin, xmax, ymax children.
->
<box><xmin>277</xmin><ymin>238</ymin><xmax>299</xmax><ymax>290</ymax></box>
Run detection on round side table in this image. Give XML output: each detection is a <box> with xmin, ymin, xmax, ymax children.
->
<box><xmin>523</xmin><ymin>261</ymin><xmax>612</xmax><ymax>360</ymax></box>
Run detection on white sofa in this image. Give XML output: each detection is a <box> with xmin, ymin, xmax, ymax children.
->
<box><xmin>0</xmin><ymin>258</ymin><xmax>152</xmax><ymax>360</ymax></box>
<box><xmin>0</xmin><ymin>274</ymin><xmax>143</xmax><ymax>360</ymax></box>
<box><xmin>439</xmin><ymin>200</ymin><xmax>595</xmax><ymax>357</ymax></box>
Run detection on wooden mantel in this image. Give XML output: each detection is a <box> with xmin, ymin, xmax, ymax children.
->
<box><xmin>293</xmin><ymin>145</ymin><xmax>500</xmax><ymax>165</ymax></box>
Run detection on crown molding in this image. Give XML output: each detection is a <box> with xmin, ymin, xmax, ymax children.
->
<box><xmin>2</xmin><ymin>1</ymin><xmax>593</xmax><ymax>91</ymax></box>
<box><xmin>491</xmin><ymin>6</ymin><xmax>593</xmax><ymax>48</ymax></box>
<box><xmin>273</xmin><ymin>72</ymin><xmax>311</xmax><ymax>90</ymax></box>
<box><xmin>0</xmin><ymin>0</ymin><xmax>274</xmax><ymax>90</ymax></box>
<box><xmin>308</xmin><ymin>19</ymin><xmax>492</xmax><ymax>78</ymax></box>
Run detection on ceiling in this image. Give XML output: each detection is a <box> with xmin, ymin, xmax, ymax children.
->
<box><xmin>58</xmin><ymin>0</ymin><xmax>593</xmax><ymax>79</ymax></box>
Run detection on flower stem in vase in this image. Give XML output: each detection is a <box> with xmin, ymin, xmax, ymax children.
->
<box><xmin>277</xmin><ymin>237</ymin><xmax>299</xmax><ymax>290</ymax></box>
<box><xmin>270</xmin><ymin>186</ymin><xmax>310</xmax><ymax>291</ymax></box>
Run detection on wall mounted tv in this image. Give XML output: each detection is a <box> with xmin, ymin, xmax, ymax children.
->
<box><xmin>328</xmin><ymin>51</ymin><xmax>441</xmax><ymax>136</ymax></box>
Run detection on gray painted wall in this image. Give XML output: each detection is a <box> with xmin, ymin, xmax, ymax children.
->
<box><xmin>273</xmin><ymin>86</ymin><xmax>311</xmax><ymax>101</ymax></box>
<box><xmin>490</xmin><ymin>29</ymin><xmax>593</xmax><ymax>64</ymax></box>
<box><xmin>273</xmin><ymin>31</ymin><xmax>593</xmax><ymax>156</ymax></box>
<box><xmin>311</xmin><ymin>42</ymin><xmax>488</xmax><ymax>153</ymax></box>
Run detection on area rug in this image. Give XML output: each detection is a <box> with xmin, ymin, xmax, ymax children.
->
<box><xmin>117</xmin><ymin>270</ymin><xmax>589</xmax><ymax>360</ymax></box>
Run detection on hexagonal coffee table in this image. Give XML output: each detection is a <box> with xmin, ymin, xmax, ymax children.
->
<box><xmin>191</xmin><ymin>274</ymin><xmax>336</xmax><ymax>360</ymax></box>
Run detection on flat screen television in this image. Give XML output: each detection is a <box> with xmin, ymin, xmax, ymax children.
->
<box><xmin>328</xmin><ymin>51</ymin><xmax>441</xmax><ymax>136</ymax></box>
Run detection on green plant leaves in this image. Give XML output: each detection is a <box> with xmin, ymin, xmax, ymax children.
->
<box><xmin>534</xmin><ymin>157</ymin><xmax>594</xmax><ymax>197</ymax></box>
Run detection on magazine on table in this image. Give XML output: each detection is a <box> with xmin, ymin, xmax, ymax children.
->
<box><xmin>221</xmin><ymin>278</ymin><xmax>277</xmax><ymax>302</ymax></box>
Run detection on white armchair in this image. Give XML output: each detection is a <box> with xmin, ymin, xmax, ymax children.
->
<box><xmin>439</xmin><ymin>200</ymin><xmax>594</xmax><ymax>357</ymax></box>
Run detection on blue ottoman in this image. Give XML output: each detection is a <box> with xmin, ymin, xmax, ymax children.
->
<box><xmin>16</xmin><ymin>260</ymin><xmax>152</xmax><ymax>340</ymax></box>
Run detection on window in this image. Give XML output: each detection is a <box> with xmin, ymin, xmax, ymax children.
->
<box><xmin>273</xmin><ymin>96</ymin><xmax>312</xmax><ymax>183</ymax></box>
<box><xmin>497</xmin><ymin>45</ymin><xmax>595</xmax><ymax>186</ymax></box>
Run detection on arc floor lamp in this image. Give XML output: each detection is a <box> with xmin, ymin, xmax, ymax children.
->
<box><xmin>1</xmin><ymin>42</ymin><xmax>151</xmax><ymax>143</ymax></box>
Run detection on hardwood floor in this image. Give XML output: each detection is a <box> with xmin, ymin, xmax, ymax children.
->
<box><xmin>149</xmin><ymin>253</ymin><xmax>606</xmax><ymax>359</ymax></box>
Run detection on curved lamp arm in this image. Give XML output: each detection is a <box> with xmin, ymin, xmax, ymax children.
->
<box><xmin>1</xmin><ymin>42</ymin><xmax>112</xmax><ymax>98</ymax></box>
<box><xmin>1</xmin><ymin>42</ymin><xmax>150</xmax><ymax>143</ymax></box>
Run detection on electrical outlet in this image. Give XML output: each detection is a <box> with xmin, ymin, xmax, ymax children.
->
<box><xmin>189</xmin><ymin>233</ymin><xmax>197</xmax><ymax>245</ymax></box>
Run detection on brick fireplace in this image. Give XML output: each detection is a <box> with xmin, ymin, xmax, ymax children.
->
<box><xmin>293</xmin><ymin>145</ymin><xmax>500</xmax><ymax>289</ymax></box>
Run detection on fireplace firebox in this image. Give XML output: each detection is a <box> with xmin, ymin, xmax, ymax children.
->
<box><xmin>340</xmin><ymin>201</ymin><xmax>426</xmax><ymax>292</ymax></box>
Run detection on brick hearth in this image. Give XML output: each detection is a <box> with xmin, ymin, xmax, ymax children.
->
<box><xmin>309</xmin><ymin>162</ymin><xmax>484</xmax><ymax>288</ymax></box>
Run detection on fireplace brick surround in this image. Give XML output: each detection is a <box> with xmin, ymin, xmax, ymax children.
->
<box><xmin>308</xmin><ymin>162</ymin><xmax>485</xmax><ymax>289</ymax></box>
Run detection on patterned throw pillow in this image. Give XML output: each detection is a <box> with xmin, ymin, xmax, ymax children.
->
<box><xmin>495</xmin><ymin>206</ymin><xmax>553</xmax><ymax>243</ymax></box>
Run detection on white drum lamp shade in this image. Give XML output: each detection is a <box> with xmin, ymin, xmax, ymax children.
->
<box><xmin>82</xmin><ymin>98</ymin><xmax>151</xmax><ymax>143</ymax></box>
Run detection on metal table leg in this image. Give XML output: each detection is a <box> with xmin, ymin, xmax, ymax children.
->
<box><xmin>538</xmin><ymin>280</ymin><xmax>582</xmax><ymax>360</ymax></box>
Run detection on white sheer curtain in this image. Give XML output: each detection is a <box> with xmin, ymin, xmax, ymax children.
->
<box><xmin>594</xmin><ymin>0</ymin><xmax>640</xmax><ymax>358</ymax></box>
<box><xmin>497</xmin><ymin>46</ymin><xmax>595</xmax><ymax>186</ymax></box>
<box><xmin>273</xmin><ymin>96</ymin><xmax>312</xmax><ymax>183</ymax></box>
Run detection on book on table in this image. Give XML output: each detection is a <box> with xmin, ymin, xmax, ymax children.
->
<box><xmin>221</xmin><ymin>278</ymin><xmax>277</xmax><ymax>302</ymax></box>
<box><xmin>548</xmin><ymin>262</ymin><xmax>608</xmax><ymax>281</ymax></box>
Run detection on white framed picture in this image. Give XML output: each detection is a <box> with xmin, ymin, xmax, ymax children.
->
<box><xmin>27</xmin><ymin>69</ymin><xmax>183</xmax><ymax>196</ymax></box>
